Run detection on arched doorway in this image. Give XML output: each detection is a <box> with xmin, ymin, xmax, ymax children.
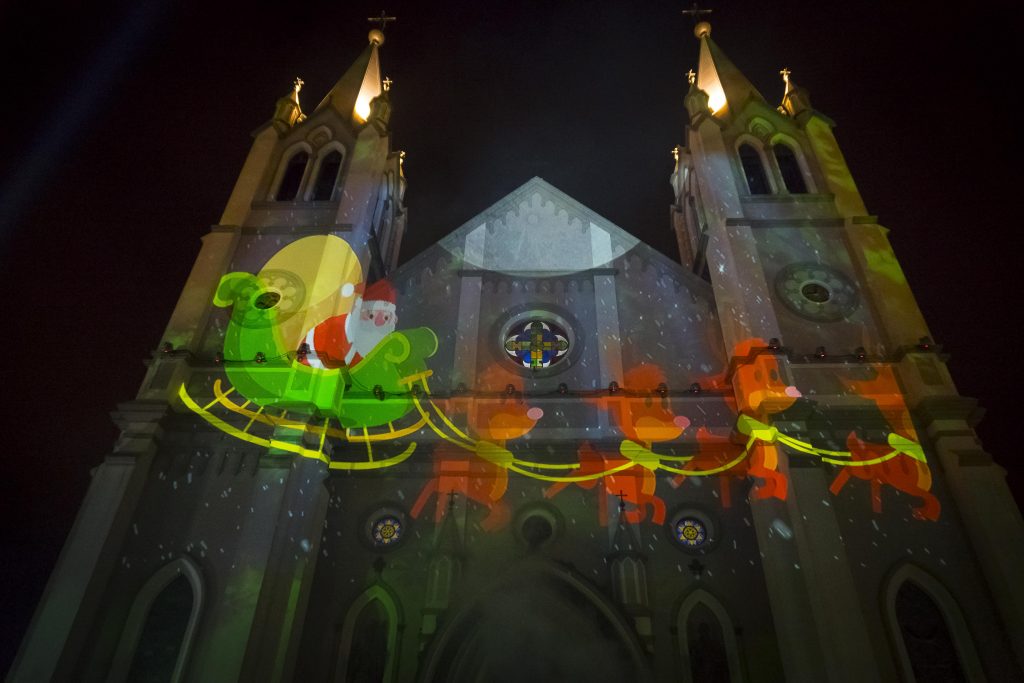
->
<box><xmin>421</xmin><ymin>563</ymin><xmax>648</xmax><ymax>682</ymax></box>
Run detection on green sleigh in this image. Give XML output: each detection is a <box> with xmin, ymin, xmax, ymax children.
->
<box><xmin>213</xmin><ymin>270</ymin><xmax>437</xmax><ymax>429</ymax></box>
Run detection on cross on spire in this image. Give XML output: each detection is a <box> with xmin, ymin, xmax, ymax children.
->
<box><xmin>293</xmin><ymin>77</ymin><xmax>304</xmax><ymax>93</ymax></box>
<box><xmin>686</xmin><ymin>69</ymin><xmax>696</xmax><ymax>85</ymax></box>
<box><xmin>681</xmin><ymin>2</ymin><xmax>712</xmax><ymax>22</ymax></box>
<box><xmin>368</xmin><ymin>10</ymin><xmax>396</xmax><ymax>33</ymax></box>
<box><xmin>616</xmin><ymin>490</ymin><xmax>629</xmax><ymax>511</ymax></box>
<box><xmin>382</xmin><ymin>77</ymin><xmax>393</xmax><ymax>92</ymax></box>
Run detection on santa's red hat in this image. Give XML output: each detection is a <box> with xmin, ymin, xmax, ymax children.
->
<box><xmin>363</xmin><ymin>279</ymin><xmax>397</xmax><ymax>311</ymax></box>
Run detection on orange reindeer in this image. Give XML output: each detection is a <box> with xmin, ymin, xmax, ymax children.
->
<box><xmin>545</xmin><ymin>365</ymin><xmax>686</xmax><ymax>525</ymax></box>
<box><xmin>411</xmin><ymin>364</ymin><xmax>543</xmax><ymax>531</ymax></box>
<box><xmin>829</xmin><ymin>432</ymin><xmax>939</xmax><ymax>521</ymax></box>
<box><xmin>829</xmin><ymin>366</ymin><xmax>939</xmax><ymax>520</ymax></box>
<box><xmin>673</xmin><ymin>339</ymin><xmax>801</xmax><ymax>504</ymax></box>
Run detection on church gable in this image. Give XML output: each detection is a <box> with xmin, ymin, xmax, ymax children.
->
<box><xmin>432</xmin><ymin>177</ymin><xmax>640</xmax><ymax>273</ymax></box>
<box><xmin>393</xmin><ymin>178</ymin><xmax>725</xmax><ymax>391</ymax></box>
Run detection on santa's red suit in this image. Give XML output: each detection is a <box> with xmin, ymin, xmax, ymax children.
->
<box><xmin>300</xmin><ymin>279</ymin><xmax>397</xmax><ymax>369</ymax></box>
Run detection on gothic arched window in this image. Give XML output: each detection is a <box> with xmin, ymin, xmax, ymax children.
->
<box><xmin>676</xmin><ymin>589</ymin><xmax>744</xmax><ymax>683</ymax></box>
<box><xmin>894</xmin><ymin>581</ymin><xmax>967</xmax><ymax>682</ymax></box>
<box><xmin>126</xmin><ymin>576</ymin><xmax>193</xmax><ymax>681</ymax></box>
<box><xmin>109</xmin><ymin>557</ymin><xmax>204</xmax><ymax>683</ymax></box>
<box><xmin>738</xmin><ymin>143</ymin><xmax>771</xmax><ymax>195</ymax></box>
<box><xmin>335</xmin><ymin>585</ymin><xmax>401</xmax><ymax>683</ymax></box>
<box><xmin>883</xmin><ymin>564</ymin><xmax>985</xmax><ymax>682</ymax></box>
<box><xmin>275</xmin><ymin>151</ymin><xmax>309</xmax><ymax>201</ymax></box>
<box><xmin>773</xmin><ymin>144</ymin><xmax>808</xmax><ymax>194</ymax></box>
<box><xmin>311</xmin><ymin>150</ymin><xmax>343</xmax><ymax>201</ymax></box>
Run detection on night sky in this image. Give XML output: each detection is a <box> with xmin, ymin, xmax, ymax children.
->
<box><xmin>1</xmin><ymin>0</ymin><xmax>1018</xmax><ymax>671</ymax></box>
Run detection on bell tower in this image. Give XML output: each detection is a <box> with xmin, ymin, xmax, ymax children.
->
<box><xmin>671</xmin><ymin>18</ymin><xmax>1024</xmax><ymax>678</ymax></box>
<box><xmin>9</xmin><ymin>25</ymin><xmax>408</xmax><ymax>683</ymax></box>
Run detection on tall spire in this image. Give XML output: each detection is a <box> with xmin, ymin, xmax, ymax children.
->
<box><xmin>693</xmin><ymin>21</ymin><xmax>765</xmax><ymax>115</ymax></box>
<box><xmin>314</xmin><ymin>29</ymin><xmax>385</xmax><ymax>124</ymax></box>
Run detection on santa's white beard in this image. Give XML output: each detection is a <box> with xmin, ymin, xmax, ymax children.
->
<box><xmin>347</xmin><ymin>314</ymin><xmax>395</xmax><ymax>358</ymax></box>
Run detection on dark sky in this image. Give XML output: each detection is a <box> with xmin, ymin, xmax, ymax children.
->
<box><xmin>1</xmin><ymin>0</ymin><xmax>1018</xmax><ymax>672</ymax></box>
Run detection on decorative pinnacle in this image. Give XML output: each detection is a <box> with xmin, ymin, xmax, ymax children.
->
<box><xmin>382</xmin><ymin>76</ymin><xmax>393</xmax><ymax>92</ymax></box>
<box><xmin>780</xmin><ymin>67</ymin><xmax>792</xmax><ymax>98</ymax></box>
<box><xmin>293</xmin><ymin>77</ymin><xmax>304</xmax><ymax>93</ymax></box>
<box><xmin>686</xmin><ymin>68</ymin><xmax>696</xmax><ymax>85</ymax></box>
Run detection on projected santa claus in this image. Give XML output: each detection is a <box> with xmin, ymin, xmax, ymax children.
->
<box><xmin>300</xmin><ymin>279</ymin><xmax>398</xmax><ymax>369</ymax></box>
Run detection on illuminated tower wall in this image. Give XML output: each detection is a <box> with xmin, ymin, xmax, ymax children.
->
<box><xmin>10</xmin><ymin>20</ymin><xmax>1024</xmax><ymax>683</ymax></box>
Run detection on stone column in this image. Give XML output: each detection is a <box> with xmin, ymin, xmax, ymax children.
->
<box><xmin>237</xmin><ymin>428</ymin><xmax>330</xmax><ymax>682</ymax></box>
<box><xmin>8</xmin><ymin>401</ymin><xmax>167</xmax><ymax>682</ymax></box>
<box><xmin>918</xmin><ymin>395</ymin><xmax>1024</xmax><ymax>669</ymax></box>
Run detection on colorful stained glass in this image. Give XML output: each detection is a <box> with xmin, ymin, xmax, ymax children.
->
<box><xmin>372</xmin><ymin>516</ymin><xmax>403</xmax><ymax>547</ymax></box>
<box><xmin>675</xmin><ymin>518</ymin><xmax>707</xmax><ymax>547</ymax></box>
<box><xmin>504</xmin><ymin>320</ymin><xmax>569</xmax><ymax>369</ymax></box>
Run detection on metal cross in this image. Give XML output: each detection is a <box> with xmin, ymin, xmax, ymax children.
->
<box><xmin>616</xmin><ymin>490</ymin><xmax>629</xmax><ymax>511</ymax></box>
<box><xmin>686</xmin><ymin>69</ymin><xmax>696</xmax><ymax>85</ymax></box>
<box><xmin>382</xmin><ymin>77</ymin><xmax>393</xmax><ymax>92</ymax></box>
<box><xmin>368</xmin><ymin>10</ymin><xmax>396</xmax><ymax>32</ymax></box>
<box><xmin>779</xmin><ymin>67</ymin><xmax>791</xmax><ymax>85</ymax></box>
<box><xmin>293</xmin><ymin>77</ymin><xmax>304</xmax><ymax>92</ymax></box>
<box><xmin>681</xmin><ymin>2</ymin><xmax>712</xmax><ymax>22</ymax></box>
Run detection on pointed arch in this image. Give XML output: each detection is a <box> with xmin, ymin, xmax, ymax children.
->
<box><xmin>271</xmin><ymin>142</ymin><xmax>313</xmax><ymax>201</ymax></box>
<box><xmin>307</xmin><ymin>143</ymin><xmax>346</xmax><ymax>201</ymax></box>
<box><xmin>108</xmin><ymin>556</ymin><xmax>204</xmax><ymax>683</ymax></box>
<box><xmin>735</xmin><ymin>137</ymin><xmax>773</xmax><ymax>195</ymax></box>
<box><xmin>421</xmin><ymin>560</ymin><xmax>648</xmax><ymax>682</ymax></box>
<box><xmin>676</xmin><ymin>588</ymin><xmax>744</xmax><ymax>683</ymax></box>
<box><xmin>335</xmin><ymin>583</ymin><xmax>402</xmax><ymax>683</ymax></box>
<box><xmin>769</xmin><ymin>134</ymin><xmax>815</xmax><ymax>194</ymax></box>
<box><xmin>883</xmin><ymin>563</ymin><xmax>985</xmax><ymax>682</ymax></box>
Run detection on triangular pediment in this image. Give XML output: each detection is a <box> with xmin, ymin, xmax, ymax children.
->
<box><xmin>416</xmin><ymin>177</ymin><xmax>643</xmax><ymax>275</ymax></box>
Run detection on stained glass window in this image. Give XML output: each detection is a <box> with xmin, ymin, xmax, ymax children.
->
<box><xmin>504</xmin><ymin>320</ymin><xmax>569</xmax><ymax>369</ymax></box>
<box><xmin>371</xmin><ymin>516</ymin><xmax>403</xmax><ymax>547</ymax></box>
<box><xmin>675</xmin><ymin>518</ymin><xmax>708</xmax><ymax>547</ymax></box>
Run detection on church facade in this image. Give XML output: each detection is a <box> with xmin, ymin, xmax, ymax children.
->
<box><xmin>10</xmin><ymin>20</ymin><xmax>1024</xmax><ymax>683</ymax></box>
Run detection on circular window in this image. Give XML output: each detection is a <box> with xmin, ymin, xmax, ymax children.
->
<box><xmin>674</xmin><ymin>518</ymin><xmax>708</xmax><ymax>547</ymax></box>
<box><xmin>666</xmin><ymin>508</ymin><xmax>717</xmax><ymax>553</ymax></box>
<box><xmin>372</xmin><ymin>516</ymin><xmax>403</xmax><ymax>546</ymax></box>
<box><xmin>362</xmin><ymin>507</ymin><xmax>408</xmax><ymax>551</ymax></box>
<box><xmin>775</xmin><ymin>263</ymin><xmax>859</xmax><ymax>322</ymax></box>
<box><xmin>800</xmin><ymin>282</ymin><xmax>830</xmax><ymax>303</ymax></box>
<box><xmin>513</xmin><ymin>503</ymin><xmax>563</xmax><ymax>550</ymax></box>
<box><xmin>503</xmin><ymin>320</ymin><xmax>570</xmax><ymax>370</ymax></box>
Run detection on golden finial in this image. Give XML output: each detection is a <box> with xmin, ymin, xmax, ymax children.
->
<box><xmin>293</xmin><ymin>77</ymin><xmax>304</xmax><ymax>93</ymax></box>
<box><xmin>382</xmin><ymin>77</ymin><xmax>393</xmax><ymax>92</ymax></box>
<box><xmin>686</xmin><ymin>69</ymin><xmax>696</xmax><ymax>85</ymax></box>
<box><xmin>368</xmin><ymin>10</ymin><xmax>396</xmax><ymax>46</ymax></box>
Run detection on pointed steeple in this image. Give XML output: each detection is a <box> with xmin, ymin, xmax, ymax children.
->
<box><xmin>315</xmin><ymin>29</ymin><xmax>384</xmax><ymax>125</ymax></box>
<box><xmin>693</xmin><ymin>21</ymin><xmax>765</xmax><ymax>115</ymax></box>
